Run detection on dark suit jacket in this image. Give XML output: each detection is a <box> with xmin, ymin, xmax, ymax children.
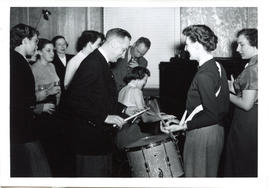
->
<box><xmin>59</xmin><ymin>49</ymin><xmax>125</xmax><ymax>155</ymax></box>
<box><xmin>111</xmin><ymin>46</ymin><xmax>148</xmax><ymax>92</ymax></box>
<box><xmin>10</xmin><ymin>50</ymin><xmax>36</xmax><ymax>144</ymax></box>
<box><xmin>52</xmin><ymin>53</ymin><xmax>73</xmax><ymax>91</ymax></box>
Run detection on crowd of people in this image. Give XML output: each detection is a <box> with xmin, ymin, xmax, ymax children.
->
<box><xmin>10</xmin><ymin>23</ymin><xmax>257</xmax><ymax>177</ymax></box>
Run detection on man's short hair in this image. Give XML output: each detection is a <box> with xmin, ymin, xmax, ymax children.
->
<box><xmin>135</xmin><ymin>37</ymin><xmax>151</xmax><ymax>49</ymax></box>
<box><xmin>105</xmin><ymin>28</ymin><xmax>131</xmax><ymax>41</ymax></box>
<box><xmin>76</xmin><ymin>30</ymin><xmax>105</xmax><ymax>52</ymax></box>
<box><xmin>10</xmin><ymin>23</ymin><xmax>39</xmax><ymax>50</ymax></box>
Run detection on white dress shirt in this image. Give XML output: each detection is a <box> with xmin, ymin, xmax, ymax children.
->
<box><xmin>59</xmin><ymin>55</ymin><xmax>67</xmax><ymax>66</ymax></box>
<box><xmin>64</xmin><ymin>51</ymin><xmax>88</xmax><ymax>89</ymax></box>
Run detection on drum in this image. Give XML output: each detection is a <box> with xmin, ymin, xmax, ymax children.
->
<box><xmin>125</xmin><ymin>134</ymin><xmax>184</xmax><ymax>177</ymax></box>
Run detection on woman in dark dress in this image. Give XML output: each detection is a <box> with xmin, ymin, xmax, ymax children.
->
<box><xmin>51</xmin><ymin>35</ymin><xmax>74</xmax><ymax>91</ymax></box>
<box><xmin>224</xmin><ymin>28</ymin><xmax>258</xmax><ymax>177</ymax></box>
<box><xmin>161</xmin><ymin>25</ymin><xmax>230</xmax><ymax>177</ymax></box>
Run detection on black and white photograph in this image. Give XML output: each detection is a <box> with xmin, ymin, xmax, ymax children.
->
<box><xmin>0</xmin><ymin>1</ymin><xmax>269</xmax><ymax>188</ymax></box>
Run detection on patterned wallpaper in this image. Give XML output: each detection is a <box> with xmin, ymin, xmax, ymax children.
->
<box><xmin>180</xmin><ymin>7</ymin><xmax>257</xmax><ymax>57</ymax></box>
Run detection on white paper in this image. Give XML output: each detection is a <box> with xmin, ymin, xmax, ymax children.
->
<box><xmin>182</xmin><ymin>104</ymin><xmax>203</xmax><ymax>123</ymax></box>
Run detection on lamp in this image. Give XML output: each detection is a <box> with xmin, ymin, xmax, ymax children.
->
<box><xmin>35</xmin><ymin>9</ymin><xmax>51</xmax><ymax>29</ymax></box>
<box><xmin>42</xmin><ymin>9</ymin><xmax>51</xmax><ymax>20</ymax></box>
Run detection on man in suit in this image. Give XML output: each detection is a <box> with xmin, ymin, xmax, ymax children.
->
<box><xmin>51</xmin><ymin>35</ymin><xmax>74</xmax><ymax>91</ymax></box>
<box><xmin>111</xmin><ymin>37</ymin><xmax>151</xmax><ymax>92</ymax></box>
<box><xmin>59</xmin><ymin>28</ymin><xmax>135</xmax><ymax>177</ymax></box>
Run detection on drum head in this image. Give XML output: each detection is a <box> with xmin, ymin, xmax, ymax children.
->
<box><xmin>125</xmin><ymin>134</ymin><xmax>170</xmax><ymax>152</ymax></box>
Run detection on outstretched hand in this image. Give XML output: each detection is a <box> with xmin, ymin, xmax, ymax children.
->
<box><xmin>160</xmin><ymin>119</ymin><xmax>187</xmax><ymax>134</ymax></box>
<box><xmin>159</xmin><ymin>112</ymin><xmax>177</xmax><ymax>121</ymax></box>
<box><xmin>105</xmin><ymin>115</ymin><xmax>125</xmax><ymax>129</ymax></box>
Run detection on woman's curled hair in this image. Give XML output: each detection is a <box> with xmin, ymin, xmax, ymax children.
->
<box><xmin>183</xmin><ymin>24</ymin><xmax>218</xmax><ymax>52</ymax></box>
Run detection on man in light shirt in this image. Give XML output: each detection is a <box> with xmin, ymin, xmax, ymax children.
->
<box><xmin>64</xmin><ymin>30</ymin><xmax>104</xmax><ymax>89</ymax></box>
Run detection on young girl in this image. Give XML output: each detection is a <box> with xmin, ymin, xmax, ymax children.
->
<box><xmin>116</xmin><ymin>66</ymin><xmax>174</xmax><ymax>149</ymax></box>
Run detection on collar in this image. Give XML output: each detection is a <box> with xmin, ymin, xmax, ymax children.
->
<box><xmin>98</xmin><ymin>47</ymin><xmax>109</xmax><ymax>63</ymax></box>
<box><xmin>127</xmin><ymin>46</ymin><xmax>132</xmax><ymax>61</ymax></box>
<box><xmin>14</xmin><ymin>48</ymin><xmax>28</xmax><ymax>62</ymax></box>
<box><xmin>128</xmin><ymin>82</ymin><xmax>137</xmax><ymax>88</ymax></box>
<box><xmin>198</xmin><ymin>55</ymin><xmax>214</xmax><ymax>67</ymax></box>
<box><xmin>198</xmin><ymin>58</ymin><xmax>216</xmax><ymax>71</ymax></box>
<box><xmin>245</xmin><ymin>54</ymin><xmax>258</xmax><ymax>68</ymax></box>
<box><xmin>59</xmin><ymin>55</ymin><xmax>66</xmax><ymax>59</ymax></box>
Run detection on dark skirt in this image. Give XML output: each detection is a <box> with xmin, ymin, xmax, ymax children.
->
<box><xmin>10</xmin><ymin>141</ymin><xmax>52</xmax><ymax>177</ymax></box>
<box><xmin>183</xmin><ymin>124</ymin><xmax>224</xmax><ymax>177</ymax></box>
<box><xmin>224</xmin><ymin>104</ymin><xmax>258</xmax><ymax>177</ymax></box>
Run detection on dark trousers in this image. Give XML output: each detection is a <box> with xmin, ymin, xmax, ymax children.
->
<box><xmin>75</xmin><ymin>153</ymin><xmax>112</xmax><ymax>177</ymax></box>
<box><xmin>41</xmin><ymin>135</ymin><xmax>75</xmax><ymax>177</ymax></box>
<box><xmin>10</xmin><ymin>141</ymin><xmax>52</xmax><ymax>177</ymax></box>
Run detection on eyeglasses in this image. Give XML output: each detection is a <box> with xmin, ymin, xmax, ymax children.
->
<box><xmin>134</xmin><ymin>45</ymin><xmax>147</xmax><ymax>56</ymax></box>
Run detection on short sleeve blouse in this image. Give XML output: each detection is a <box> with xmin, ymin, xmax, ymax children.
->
<box><xmin>118</xmin><ymin>83</ymin><xmax>145</xmax><ymax>110</ymax></box>
<box><xmin>234</xmin><ymin>55</ymin><xmax>258</xmax><ymax>97</ymax></box>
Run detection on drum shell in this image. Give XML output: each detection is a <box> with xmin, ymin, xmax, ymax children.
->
<box><xmin>125</xmin><ymin>135</ymin><xmax>184</xmax><ymax>177</ymax></box>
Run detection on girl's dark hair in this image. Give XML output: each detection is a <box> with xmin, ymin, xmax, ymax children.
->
<box><xmin>237</xmin><ymin>28</ymin><xmax>258</xmax><ymax>48</ymax></box>
<box><xmin>183</xmin><ymin>24</ymin><xmax>218</xmax><ymax>52</ymax></box>
<box><xmin>10</xmin><ymin>23</ymin><xmax>39</xmax><ymax>50</ymax></box>
<box><xmin>51</xmin><ymin>35</ymin><xmax>68</xmax><ymax>47</ymax></box>
<box><xmin>36</xmin><ymin>38</ymin><xmax>53</xmax><ymax>60</ymax></box>
<box><xmin>123</xmin><ymin>66</ymin><xmax>150</xmax><ymax>84</ymax></box>
<box><xmin>37</xmin><ymin>38</ymin><xmax>53</xmax><ymax>51</ymax></box>
<box><xmin>76</xmin><ymin>30</ymin><xmax>105</xmax><ymax>52</ymax></box>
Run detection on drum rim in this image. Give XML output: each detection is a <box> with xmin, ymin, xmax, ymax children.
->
<box><xmin>124</xmin><ymin>136</ymin><xmax>172</xmax><ymax>152</ymax></box>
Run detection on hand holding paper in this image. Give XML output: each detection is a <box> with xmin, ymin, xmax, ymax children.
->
<box><xmin>160</xmin><ymin>105</ymin><xmax>203</xmax><ymax>133</ymax></box>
